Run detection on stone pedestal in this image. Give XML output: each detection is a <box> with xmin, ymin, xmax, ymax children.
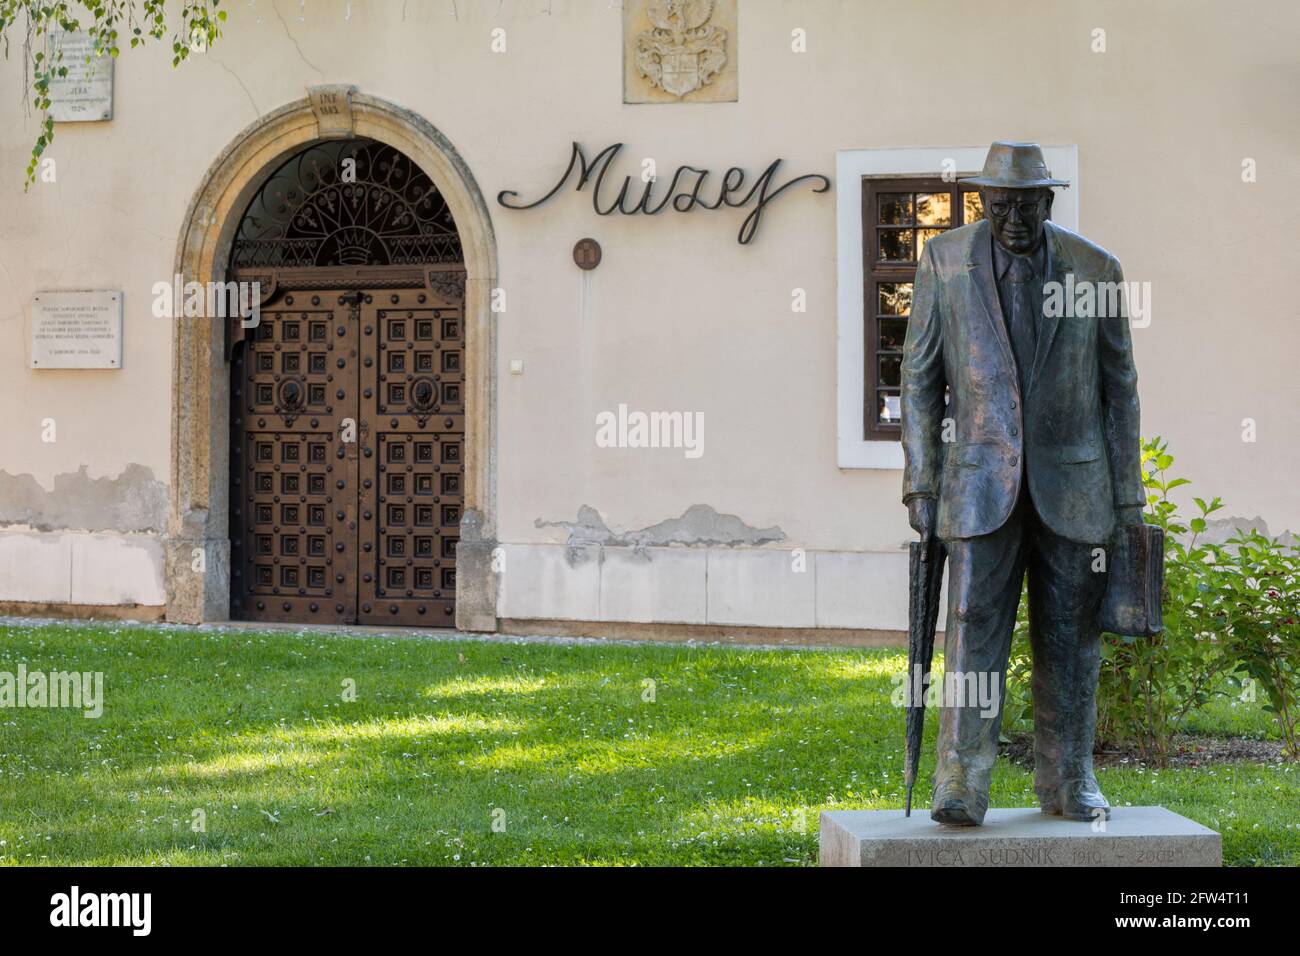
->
<box><xmin>820</xmin><ymin>807</ymin><xmax>1221</xmax><ymax>867</ymax></box>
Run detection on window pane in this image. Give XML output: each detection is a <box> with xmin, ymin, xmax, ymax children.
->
<box><xmin>878</xmin><ymin>193</ymin><xmax>912</xmax><ymax>225</ymax></box>
<box><xmin>877</xmin><ymin>281</ymin><xmax>913</xmax><ymax>316</ymax></box>
<box><xmin>864</xmin><ymin>178</ymin><xmax>961</xmax><ymax>438</ymax></box>
<box><xmin>879</xmin><ymin>317</ymin><xmax>908</xmax><ymax>350</ymax></box>
<box><xmin>878</xmin><ymin>228</ymin><xmax>914</xmax><ymax>261</ymax></box>
<box><xmin>916</xmin><ymin>227</ymin><xmax>944</xmax><ymax>258</ymax></box>
<box><xmin>915</xmin><ymin>192</ymin><xmax>951</xmax><ymax>226</ymax></box>
<box><xmin>963</xmin><ymin>191</ymin><xmax>984</xmax><ymax>223</ymax></box>
<box><xmin>878</xmin><ymin>390</ymin><xmax>901</xmax><ymax>424</ymax></box>
<box><xmin>878</xmin><ymin>354</ymin><xmax>902</xmax><ymax>387</ymax></box>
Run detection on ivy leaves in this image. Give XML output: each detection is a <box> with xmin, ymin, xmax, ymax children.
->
<box><xmin>0</xmin><ymin>1</ymin><xmax>227</xmax><ymax>188</ymax></box>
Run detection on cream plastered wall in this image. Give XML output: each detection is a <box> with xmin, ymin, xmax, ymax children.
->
<box><xmin>0</xmin><ymin>1</ymin><xmax>1296</xmax><ymax>621</ymax></box>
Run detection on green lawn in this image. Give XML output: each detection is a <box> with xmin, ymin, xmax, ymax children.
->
<box><xmin>0</xmin><ymin>621</ymin><xmax>1294</xmax><ymax>866</ymax></box>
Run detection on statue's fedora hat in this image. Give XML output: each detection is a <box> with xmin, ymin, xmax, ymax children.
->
<box><xmin>959</xmin><ymin>141</ymin><xmax>1070</xmax><ymax>189</ymax></box>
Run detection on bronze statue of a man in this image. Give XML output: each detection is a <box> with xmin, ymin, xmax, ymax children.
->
<box><xmin>901</xmin><ymin>141</ymin><xmax>1143</xmax><ymax>825</ymax></box>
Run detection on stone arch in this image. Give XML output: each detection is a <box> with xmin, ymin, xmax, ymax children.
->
<box><xmin>166</xmin><ymin>88</ymin><xmax>499</xmax><ymax>630</ymax></box>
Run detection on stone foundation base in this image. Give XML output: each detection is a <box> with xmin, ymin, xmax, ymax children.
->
<box><xmin>0</xmin><ymin>602</ymin><xmax>165</xmax><ymax>622</ymax></box>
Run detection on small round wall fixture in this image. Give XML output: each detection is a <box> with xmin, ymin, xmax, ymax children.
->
<box><xmin>573</xmin><ymin>237</ymin><xmax>602</xmax><ymax>271</ymax></box>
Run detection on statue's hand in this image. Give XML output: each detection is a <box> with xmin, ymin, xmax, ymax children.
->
<box><xmin>908</xmin><ymin>497</ymin><xmax>937</xmax><ymax>543</ymax></box>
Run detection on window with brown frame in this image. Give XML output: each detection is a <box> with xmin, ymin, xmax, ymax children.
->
<box><xmin>862</xmin><ymin>177</ymin><xmax>984</xmax><ymax>439</ymax></box>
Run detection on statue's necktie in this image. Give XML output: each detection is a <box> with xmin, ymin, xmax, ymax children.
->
<box><xmin>1006</xmin><ymin>254</ymin><xmax>1038</xmax><ymax>393</ymax></box>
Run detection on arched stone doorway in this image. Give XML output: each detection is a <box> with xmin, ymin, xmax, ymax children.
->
<box><xmin>165</xmin><ymin>88</ymin><xmax>499</xmax><ymax>631</ymax></box>
<box><xmin>229</xmin><ymin>138</ymin><xmax>467</xmax><ymax>626</ymax></box>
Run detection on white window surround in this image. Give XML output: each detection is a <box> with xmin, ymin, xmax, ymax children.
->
<box><xmin>835</xmin><ymin>145</ymin><xmax>1079</xmax><ymax>469</ymax></box>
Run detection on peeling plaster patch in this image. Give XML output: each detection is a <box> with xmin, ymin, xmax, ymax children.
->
<box><xmin>536</xmin><ymin>503</ymin><xmax>785</xmax><ymax>563</ymax></box>
<box><xmin>0</xmin><ymin>465</ymin><xmax>168</xmax><ymax>534</ymax></box>
<box><xmin>1198</xmin><ymin>515</ymin><xmax>1296</xmax><ymax>547</ymax></box>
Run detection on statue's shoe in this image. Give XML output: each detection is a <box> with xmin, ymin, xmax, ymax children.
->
<box><xmin>930</xmin><ymin>778</ymin><xmax>988</xmax><ymax>827</ymax></box>
<box><xmin>1056</xmin><ymin>777</ymin><xmax>1111</xmax><ymax>822</ymax></box>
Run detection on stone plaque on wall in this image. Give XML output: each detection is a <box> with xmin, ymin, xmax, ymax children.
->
<box><xmin>30</xmin><ymin>290</ymin><xmax>123</xmax><ymax>369</ymax></box>
<box><xmin>47</xmin><ymin>31</ymin><xmax>114</xmax><ymax>122</ymax></box>
<box><xmin>624</xmin><ymin>0</ymin><xmax>738</xmax><ymax>104</ymax></box>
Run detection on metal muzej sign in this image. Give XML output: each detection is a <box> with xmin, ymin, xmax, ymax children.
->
<box><xmin>498</xmin><ymin>142</ymin><xmax>831</xmax><ymax>244</ymax></box>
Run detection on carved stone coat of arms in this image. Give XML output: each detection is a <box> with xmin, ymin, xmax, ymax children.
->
<box><xmin>629</xmin><ymin>0</ymin><xmax>733</xmax><ymax>101</ymax></box>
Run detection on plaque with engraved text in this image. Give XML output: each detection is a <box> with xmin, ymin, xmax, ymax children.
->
<box><xmin>47</xmin><ymin>31</ymin><xmax>114</xmax><ymax>123</ymax></box>
<box><xmin>30</xmin><ymin>290</ymin><xmax>123</xmax><ymax>369</ymax></box>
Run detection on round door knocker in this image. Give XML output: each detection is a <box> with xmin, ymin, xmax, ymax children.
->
<box><xmin>278</xmin><ymin>378</ymin><xmax>306</xmax><ymax>412</ymax></box>
<box><xmin>411</xmin><ymin>377</ymin><xmax>439</xmax><ymax>412</ymax></box>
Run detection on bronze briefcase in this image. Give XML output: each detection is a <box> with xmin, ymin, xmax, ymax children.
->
<box><xmin>1100</xmin><ymin>523</ymin><xmax>1165</xmax><ymax>637</ymax></box>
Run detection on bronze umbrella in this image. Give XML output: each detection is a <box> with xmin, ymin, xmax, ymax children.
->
<box><xmin>903</xmin><ymin>536</ymin><xmax>946</xmax><ymax>815</ymax></box>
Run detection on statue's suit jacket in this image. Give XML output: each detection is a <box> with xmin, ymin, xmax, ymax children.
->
<box><xmin>901</xmin><ymin>219</ymin><xmax>1143</xmax><ymax>544</ymax></box>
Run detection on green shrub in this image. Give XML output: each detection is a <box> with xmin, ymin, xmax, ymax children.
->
<box><xmin>1205</xmin><ymin>528</ymin><xmax>1300</xmax><ymax>757</ymax></box>
<box><xmin>1003</xmin><ymin>438</ymin><xmax>1300</xmax><ymax>763</ymax></box>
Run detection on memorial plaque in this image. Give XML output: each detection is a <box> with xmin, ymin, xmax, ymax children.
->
<box><xmin>47</xmin><ymin>31</ymin><xmax>114</xmax><ymax>123</ymax></box>
<box><xmin>30</xmin><ymin>290</ymin><xmax>123</xmax><ymax>369</ymax></box>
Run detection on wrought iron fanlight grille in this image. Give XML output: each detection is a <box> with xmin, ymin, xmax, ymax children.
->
<box><xmin>231</xmin><ymin>138</ymin><xmax>462</xmax><ymax>269</ymax></box>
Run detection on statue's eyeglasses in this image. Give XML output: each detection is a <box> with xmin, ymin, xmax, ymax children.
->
<box><xmin>987</xmin><ymin>199</ymin><xmax>1044</xmax><ymax>219</ymax></box>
